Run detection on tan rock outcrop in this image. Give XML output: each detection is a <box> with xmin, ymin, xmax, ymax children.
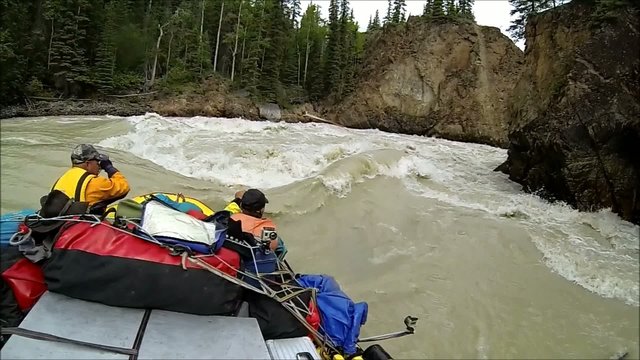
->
<box><xmin>327</xmin><ymin>17</ymin><xmax>524</xmax><ymax>147</ymax></box>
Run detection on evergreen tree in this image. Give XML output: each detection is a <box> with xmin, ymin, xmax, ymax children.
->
<box><xmin>0</xmin><ymin>0</ymin><xmax>379</xmax><ymax>106</ymax></box>
<box><xmin>324</xmin><ymin>0</ymin><xmax>341</xmax><ymax>94</ymax></box>
<box><xmin>445</xmin><ymin>0</ymin><xmax>458</xmax><ymax>17</ymax></box>
<box><xmin>259</xmin><ymin>0</ymin><xmax>288</xmax><ymax>100</ymax></box>
<box><xmin>94</xmin><ymin>1</ymin><xmax>121</xmax><ymax>92</ymax></box>
<box><xmin>392</xmin><ymin>0</ymin><xmax>407</xmax><ymax>23</ymax></box>
<box><xmin>423</xmin><ymin>0</ymin><xmax>433</xmax><ymax>17</ymax></box>
<box><xmin>508</xmin><ymin>0</ymin><xmax>550</xmax><ymax>40</ymax></box>
<box><xmin>290</xmin><ymin>0</ymin><xmax>302</xmax><ymax>27</ymax></box>
<box><xmin>432</xmin><ymin>0</ymin><xmax>445</xmax><ymax>17</ymax></box>
<box><xmin>384</xmin><ymin>0</ymin><xmax>392</xmax><ymax>24</ymax></box>
<box><xmin>367</xmin><ymin>10</ymin><xmax>382</xmax><ymax>31</ymax></box>
<box><xmin>458</xmin><ymin>0</ymin><xmax>475</xmax><ymax>20</ymax></box>
<box><xmin>372</xmin><ymin>10</ymin><xmax>381</xmax><ymax>29</ymax></box>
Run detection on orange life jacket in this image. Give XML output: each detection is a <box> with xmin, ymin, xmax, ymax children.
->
<box><xmin>230</xmin><ymin>213</ymin><xmax>277</xmax><ymax>239</ymax></box>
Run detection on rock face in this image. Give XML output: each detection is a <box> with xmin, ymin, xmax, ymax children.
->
<box><xmin>327</xmin><ymin>17</ymin><xmax>524</xmax><ymax>147</ymax></box>
<box><xmin>499</xmin><ymin>2</ymin><xmax>640</xmax><ymax>224</ymax></box>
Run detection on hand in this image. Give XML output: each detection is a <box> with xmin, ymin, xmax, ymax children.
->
<box><xmin>99</xmin><ymin>159</ymin><xmax>117</xmax><ymax>177</ymax></box>
<box><xmin>99</xmin><ymin>159</ymin><xmax>113</xmax><ymax>169</ymax></box>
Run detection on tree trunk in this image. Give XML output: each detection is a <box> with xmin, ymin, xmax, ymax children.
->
<box><xmin>213</xmin><ymin>0</ymin><xmax>225</xmax><ymax>72</ymax></box>
<box><xmin>149</xmin><ymin>23</ymin><xmax>164</xmax><ymax>88</ymax></box>
<box><xmin>257</xmin><ymin>3</ymin><xmax>265</xmax><ymax>71</ymax></box>
<box><xmin>303</xmin><ymin>21</ymin><xmax>311</xmax><ymax>84</ymax></box>
<box><xmin>166</xmin><ymin>30</ymin><xmax>174</xmax><ymax>75</ymax></box>
<box><xmin>47</xmin><ymin>19</ymin><xmax>54</xmax><ymax>70</ymax></box>
<box><xmin>297</xmin><ymin>46</ymin><xmax>301</xmax><ymax>86</ymax></box>
<box><xmin>241</xmin><ymin>26</ymin><xmax>247</xmax><ymax>61</ymax></box>
<box><xmin>199</xmin><ymin>0</ymin><xmax>205</xmax><ymax>75</ymax></box>
<box><xmin>143</xmin><ymin>0</ymin><xmax>153</xmax><ymax>83</ymax></box>
<box><xmin>199</xmin><ymin>0</ymin><xmax>205</xmax><ymax>42</ymax></box>
<box><xmin>240</xmin><ymin>27</ymin><xmax>247</xmax><ymax>78</ymax></box>
<box><xmin>231</xmin><ymin>0</ymin><xmax>243</xmax><ymax>83</ymax></box>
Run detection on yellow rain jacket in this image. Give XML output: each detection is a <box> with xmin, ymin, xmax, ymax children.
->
<box><xmin>52</xmin><ymin>167</ymin><xmax>130</xmax><ymax>206</ymax></box>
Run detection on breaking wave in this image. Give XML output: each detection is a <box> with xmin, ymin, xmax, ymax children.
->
<box><xmin>97</xmin><ymin>113</ymin><xmax>639</xmax><ymax>306</ymax></box>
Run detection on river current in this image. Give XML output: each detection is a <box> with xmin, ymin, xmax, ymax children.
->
<box><xmin>1</xmin><ymin>114</ymin><xmax>638</xmax><ymax>358</ymax></box>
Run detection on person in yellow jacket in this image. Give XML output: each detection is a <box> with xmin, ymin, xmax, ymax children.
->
<box><xmin>51</xmin><ymin>144</ymin><xmax>130</xmax><ymax>213</ymax></box>
<box><xmin>229</xmin><ymin>189</ymin><xmax>287</xmax><ymax>259</ymax></box>
<box><xmin>223</xmin><ymin>190</ymin><xmax>245</xmax><ymax>214</ymax></box>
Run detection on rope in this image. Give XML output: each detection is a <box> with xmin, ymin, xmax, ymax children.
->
<box><xmin>8</xmin><ymin>228</ymin><xmax>32</xmax><ymax>246</ymax></box>
<box><xmin>21</xmin><ymin>213</ymin><xmax>343</xmax><ymax>354</ymax></box>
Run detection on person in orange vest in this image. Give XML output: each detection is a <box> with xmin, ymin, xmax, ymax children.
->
<box><xmin>50</xmin><ymin>144</ymin><xmax>130</xmax><ymax>213</ymax></box>
<box><xmin>230</xmin><ymin>189</ymin><xmax>287</xmax><ymax>259</ymax></box>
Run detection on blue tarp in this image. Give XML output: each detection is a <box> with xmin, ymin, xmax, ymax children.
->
<box><xmin>1</xmin><ymin>209</ymin><xmax>37</xmax><ymax>247</ymax></box>
<box><xmin>151</xmin><ymin>194</ymin><xmax>202</xmax><ymax>213</ymax></box>
<box><xmin>296</xmin><ymin>274</ymin><xmax>368</xmax><ymax>355</ymax></box>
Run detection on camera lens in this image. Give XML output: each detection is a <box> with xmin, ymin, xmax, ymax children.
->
<box><xmin>269</xmin><ymin>232</ymin><xmax>277</xmax><ymax>240</ymax></box>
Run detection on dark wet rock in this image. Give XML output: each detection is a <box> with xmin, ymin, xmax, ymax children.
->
<box><xmin>499</xmin><ymin>1</ymin><xmax>640</xmax><ymax>224</ymax></box>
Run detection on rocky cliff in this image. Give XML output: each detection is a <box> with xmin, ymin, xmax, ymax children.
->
<box><xmin>325</xmin><ymin>17</ymin><xmax>524</xmax><ymax>147</ymax></box>
<box><xmin>498</xmin><ymin>2</ymin><xmax>640</xmax><ymax>224</ymax></box>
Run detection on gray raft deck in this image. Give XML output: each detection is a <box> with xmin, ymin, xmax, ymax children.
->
<box><xmin>1</xmin><ymin>291</ymin><xmax>320</xmax><ymax>359</ymax></box>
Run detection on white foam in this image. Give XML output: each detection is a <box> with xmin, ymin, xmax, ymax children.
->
<box><xmin>97</xmin><ymin>114</ymin><xmax>639</xmax><ymax>306</ymax></box>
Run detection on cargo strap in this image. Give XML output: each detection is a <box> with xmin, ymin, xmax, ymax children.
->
<box><xmin>1</xmin><ymin>309</ymin><xmax>151</xmax><ymax>358</ymax></box>
<box><xmin>1</xmin><ymin>327</ymin><xmax>137</xmax><ymax>355</ymax></box>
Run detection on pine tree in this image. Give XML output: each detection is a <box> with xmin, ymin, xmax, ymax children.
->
<box><xmin>0</xmin><ymin>0</ymin><xmax>31</xmax><ymax>103</ymax></box>
<box><xmin>458</xmin><ymin>0</ymin><xmax>475</xmax><ymax>20</ymax></box>
<box><xmin>384</xmin><ymin>0</ymin><xmax>392</xmax><ymax>24</ymax></box>
<box><xmin>259</xmin><ymin>0</ymin><xmax>287</xmax><ymax>100</ymax></box>
<box><xmin>423</xmin><ymin>0</ymin><xmax>433</xmax><ymax>17</ymax></box>
<box><xmin>324</xmin><ymin>0</ymin><xmax>341</xmax><ymax>94</ymax></box>
<box><xmin>290</xmin><ymin>0</ymin><xmax>302</xmax><ymax>27</ymax></box>
<box><xmin>508</xmin><ymin>0</ymin><xmax>550</xmax><ymax>40</ymax></box>
<box><xmin>432</xmin><ymin>0</ymin><xmax>445</xmax><ymax>17</ymax></box>
<box><xmin>367</xmin><ymin>10</ymin><xmax>382</xmax><ymax>31</ymax></box>
<box><xmin>445</xmin><ymin>0</ymin><xmax>458</xmax><ymax>17</ymax></box>
<box><xmin>94</xmin><ymin>1</ymin><xmax>122</xmax><ymax>93</ymax></box>
<box><xmin>392</xmin><ymin>0</ymin><xmax>406</xmax><ymax>23</ymax></box>
<box><xmin>372</xmin><ymin>10</ymin><xmax>381</xmax><ymax>29</ymax></box>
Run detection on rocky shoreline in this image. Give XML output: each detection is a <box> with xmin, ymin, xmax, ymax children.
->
<box><xmin>0</xmin><ymin>96</ymin><xmax>323</xmax><ymax>125</ymax></box>
<box><xmin>0</xmin><ymin>99</ymin><xmax>152</xmax><ymax>119</ymax></box>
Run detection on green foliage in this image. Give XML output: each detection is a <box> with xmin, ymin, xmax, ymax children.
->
<box><xmin>392</xmin><ymin>0</ymin><xmax>407</xmax><ymax>23</ymax></box>
<box><xmin>0</xmin><ymin>0</ymin><xmax>368</xmax><ymax>106</ymax></box>
<box><xmin>508</xmin><ymin>0</ymin><xmax>562</xmax><ymax>40</ymax></box>
<box><xmin>112</xmin><ymin>72</ymin><xmax>144</xmax><ymax>91</ymax></box>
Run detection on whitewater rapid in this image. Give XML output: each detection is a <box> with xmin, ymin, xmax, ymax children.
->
<box><xmin>95</xmin><ymin>114</ymin><xmax>639</xmax><ymax>308</ymax></box>
<box><xmin>2</xmin><ymin>114</ymin><xmax>638</xmax><ymax>358</ymax></box>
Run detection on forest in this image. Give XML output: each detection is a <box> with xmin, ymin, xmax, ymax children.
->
<box><xmin>0</xmin><ymin>0</ymin><xmax>618</xmax><ymax>107</ymax></box>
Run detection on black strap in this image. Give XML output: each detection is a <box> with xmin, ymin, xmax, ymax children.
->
<box><xmin>75</xmin><ymin>172</ymin><xmax>91</xmax><ymax>201</ymax></box>
<box><xmin>129</xmin><ymin>309</ymin><xmax>151</xmax><ymax>360</ymax></box>
<box><xmin>1</xmin><ymin>327</ymin><xmax>138</xmax><ymax>356</ymax></box>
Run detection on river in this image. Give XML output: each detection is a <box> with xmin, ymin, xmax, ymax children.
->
<box><xmin>1</xmin><ymin>114</ymin><xmax>638</xmax><ymax>359</ymax></box>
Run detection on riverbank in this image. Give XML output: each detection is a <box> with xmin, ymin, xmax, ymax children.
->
<box><xmin>0</xmin><ymin>98</ymin><xmax>152</xmax><ymax>119</ymax></box>
<box><xmin>0</xmin><ymin>91</ymin><xmax>325</xmax><ymax>126</ymax></box>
